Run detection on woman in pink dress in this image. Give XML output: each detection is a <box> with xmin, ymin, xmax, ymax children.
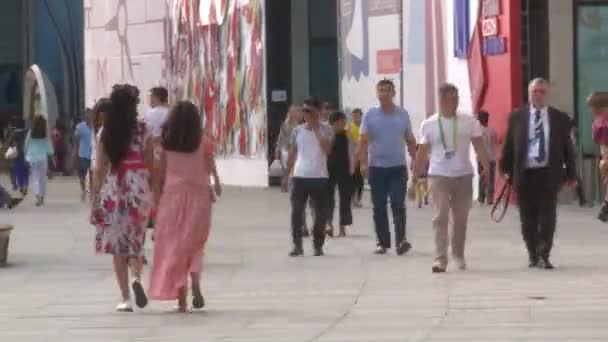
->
<box><xmin>92</xmin><ymin>84</ymin><xmax>154</xmax><ymax>312</ymax></box>
<box><xmin>149</xmin><ymin>101</ymin><xmax>221</xmax><ymax>312</ymax></box>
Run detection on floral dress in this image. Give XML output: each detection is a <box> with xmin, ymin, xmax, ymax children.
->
<box><xmin>93</xmin><ymin>122</ymin><xmax>151</xmax><ymax>256</ymax></box>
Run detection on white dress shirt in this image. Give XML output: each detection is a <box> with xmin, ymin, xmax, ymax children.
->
<box><xmin>526</xmin><ymin>105</ymin><xmax>550</xmax><ymax>168</ymax></box>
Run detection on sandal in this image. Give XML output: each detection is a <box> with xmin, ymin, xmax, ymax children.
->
<box><xmin>131</xmin><ymin>280</ymin><xmax>148</xmax><ymax>308</ymax></box>
<box><xmin>192</xmin><ymin>286</ymin><xmax>205</xmax><ymax>309</ymax></box>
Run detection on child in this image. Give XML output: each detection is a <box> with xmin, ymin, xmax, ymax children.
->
<box><xmin>413</xmin><ymin>145</ymin><xmax>430</xmax><ymax>209</ymax></box>
<box><xmin>7</xmin><ymin>118</ymin><xmax>29</xmax><ymax>195</ymax></box>
<box><xmin>588</xmin><ymin>92</ymin><xmax>608</xmax><ymax>221</ymax></box>
<box><xmin>477</xmin><ymin>111</ymin><xmax>498</xmax><ymax>205</ymax></box>
<box><xmin>327</xmin><ymin>111</ymin><xmax>354</xmax><ymax>237</ymax></box>
<box><xmin>148</xmin><ymin>101</ymin><xmax>221</xmax><ymax>312</ymax></box>
<box><xmin>51</xmin><ymin>127</ymin><xmax>66</xmax><ymax>175</ymax></box>
<box><xmin>74</xmin><ymin>109</ymin><xmax>93</xmax><ymax>202</ymax></box>
<box><xmin>349</xmin><ymin>108</ymin><xmax>364</xmax><ymax>208</ymax></box>
<box><xmin>25</xmin><ymin>116</ymin><xmax>54</xmax><ymax>206</ymax></box>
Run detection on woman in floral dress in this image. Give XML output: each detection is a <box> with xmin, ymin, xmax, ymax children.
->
<box><xmin>92</xmin><ymin>84</ymin><xmax>154</xmax><ymax>312</ymax></box>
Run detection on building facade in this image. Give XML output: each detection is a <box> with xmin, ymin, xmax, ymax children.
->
<box><xmin>84</xmin><ymin>0</ymin><xmax>608</xmax><ymax>196</ymax></box>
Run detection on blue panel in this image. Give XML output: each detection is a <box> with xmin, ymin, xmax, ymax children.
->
<box><xmin>483</xmin><ymin>36</ymin><xmax>506</xmax><ymax>55</ymax></box>
<box><xmin>453</xmin><ymin>0</ymin><xmax>469</xmax><ymax>59</ymax></box>
<box><xmin>32</xmin><ymin>0</ymin><xmax>84</xmax><ymax>122</ymax></box>
<box><xmin>406</xmin><ymin>0</ymin><xmax>425</xmax><ymax>64</ymax></box>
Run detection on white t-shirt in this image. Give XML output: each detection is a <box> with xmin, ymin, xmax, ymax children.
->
<box><xmin>419</xmin><ymin>113</ymin><xmax>482</xmax><ymax>177</ymax></box>
<box><xmin>143</xmin><ymin>106</ymin><xmax>169</xmax><ymax>138</ymax></box>
<box><xmin>291</xmin><ymin>124</ymin><xmax>333</xmax><ymax>178</ymax></box>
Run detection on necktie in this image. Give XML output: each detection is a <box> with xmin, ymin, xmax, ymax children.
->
<box><xmin>535</xmin><ymin>109</ymin><xmax>546</xmax><ymax>163</ymax></box>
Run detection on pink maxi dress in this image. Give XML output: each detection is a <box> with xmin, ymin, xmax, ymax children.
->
<box><xmin>148</xmin><ymin>140</ymin><xmax>213</xmax><ymax>300</ymax></box>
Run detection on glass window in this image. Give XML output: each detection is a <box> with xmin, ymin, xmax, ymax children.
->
<box><xmin>576</xmin><ymin>5</ymin><xmax>608</xmax><ymax>155</ymax></box>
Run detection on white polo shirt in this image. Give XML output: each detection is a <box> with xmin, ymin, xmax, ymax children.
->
<box><xmin>419</xmin><ymin>113</ymin><xmax>482</xmax><ymax>177</ymax></box>
<box><xmin>291</xmin><ymin>123</ymin><xmax>333</xmax><ymax>178</ymax></box>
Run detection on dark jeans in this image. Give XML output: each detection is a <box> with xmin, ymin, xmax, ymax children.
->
<box><xmin>0</xmin><ymin>185</ymin><xmax>11</xmax><ymax>207</ymax></box>
<box><xmin>13</xmin><ymin>158</ymin><xmax>29</xmax><ymax>192</ymax></box>
<box><xmin>352</xmin><ymin>162</ymin><xmax>364</xmax><ymax>202</ymax></box>
<box><xmin>291</xmin><ymin>177</ymin><xmax>328</xmax><ymax>249</ymax></box>
<box><xmin>328</xmin><ymin>174</ymin><xmax>353</xmax><ymax>226</ymax></box>
<box><xmin>517</xmin><ymin>168</ymin><xmax>559</xmax><ymax>259</ymax></box>
<box><xmin>368</xmin><ymin>166</ymin><xmax>407</xmax><ymax>248</ymax></box>
<box><xmin>477</xmin><ymin>161</ymin><xmax>496</xmax><ymax>203</ymax></box>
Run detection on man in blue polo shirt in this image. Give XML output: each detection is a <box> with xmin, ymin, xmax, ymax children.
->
<box><xmin>359</xmin><ymin>79</ymin><xmax>417</xmax><ymax>255</ymax></box>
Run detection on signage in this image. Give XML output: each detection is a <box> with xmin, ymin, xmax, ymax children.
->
<box><xmin>376</xmin><ymin>49</ymin><xmax>401</xmax><ymax>74</ymax></box>
<box><xmin>483</xmin><ymin>37</ymin><xmax>506</xmax><ymax>55</ymax></box>
<box><xmin>482</xmin><ymin>17</ymin><xmax>498</xmax><ymax>37</ymax></box>
<box><xmin>482</xmin><ymin>0</ymin><xmax>500</xmax><ymax>17</ymax></box>
<box><xmin>368</xmin><ymin>0</ymin><xmax>401</xmax><ymax>17</ymax></box>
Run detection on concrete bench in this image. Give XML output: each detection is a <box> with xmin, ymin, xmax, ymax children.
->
<box><xmin>0</xmin><ymin>224</ymin><xmax>13</xmax><ymax>267</ymax></box>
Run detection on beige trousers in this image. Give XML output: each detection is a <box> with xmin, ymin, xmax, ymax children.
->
<box><xmin>428</xmin><ymin>175</ymin><xmax>473</xmax><ymax>266</ymax></box>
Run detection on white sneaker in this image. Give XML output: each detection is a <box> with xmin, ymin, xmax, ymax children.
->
<box><xmin>115</xmin><ymin>301</ymin><xmax>133</xmax><ymax>312</ymax></box>
<box><xmin>455</xmin><ymin>258</ymin><xmax>467</xmax><ymax>271</ymax></box>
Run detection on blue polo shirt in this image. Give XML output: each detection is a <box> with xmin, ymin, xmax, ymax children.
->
<box><xmin>75</xmin><ymin>121</ymin><xmax>92</xmax><ymax>159</ymax></box>
<box><xmin>361</xmin><ymin>106</ymin><xmax>412</xmax><ymax>168</ymax></box>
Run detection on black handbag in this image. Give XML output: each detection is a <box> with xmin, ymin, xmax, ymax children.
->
<box><xmin>490</xmin><ymin>181</ymin><xmax>512</xmax><ymax>223</ymax></box>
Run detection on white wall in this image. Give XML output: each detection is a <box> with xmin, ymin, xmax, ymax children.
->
<box><xmin>339</xmin><ymin>0</ymin><xmax>403</xmax><ymax>112</ymax></box>
<box><xmin>85</xmin><ymin>0</ymin><xmax>268</xmax><ymax>187</ymax></box>
<box><xmin>401</xmin><ymin>0</ymin><xmax>427</xmax><ymax>132</ymax></box>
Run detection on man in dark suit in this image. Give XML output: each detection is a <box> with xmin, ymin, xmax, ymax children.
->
<box><xmin>501</xmin><ymin>78</ymin><xmax>577</xmax><ymax>270</ymax></box>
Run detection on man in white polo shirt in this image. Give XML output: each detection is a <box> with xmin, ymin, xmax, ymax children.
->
<box><xmin>144</xmin><ymin>86</ymin><xmax>169</xmax><ymax>139</ymax></box>
<box><xmin>413</xmin><ymin>83</ymin><xmax>490</xmax><ymax>273</ymax></box>
<box><xmin>288</xmin><ymin>97</ymin><xmax>333</xmax><ymax>257</ymax></box>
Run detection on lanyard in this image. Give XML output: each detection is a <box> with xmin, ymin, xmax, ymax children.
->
<box><xmin>438</xmin><ymin>114</ymin><xmax>458</xmax><ymax>151</ymax></box>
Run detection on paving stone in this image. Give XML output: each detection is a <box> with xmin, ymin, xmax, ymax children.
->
<box><xmin>2</xmin><ymin>179</ymin><xmax>608</xmax><ymax>341</ymax></box>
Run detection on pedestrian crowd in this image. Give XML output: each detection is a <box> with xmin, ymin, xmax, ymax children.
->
<box><xmin>280</xmin><ymin>78</ymin><xmax>581</xmax><ymax>276</ymax></box>
<box><xmin>2</xmin><ymin>76</ymin><xmax>608</xmax><ymax>314</ymax></box>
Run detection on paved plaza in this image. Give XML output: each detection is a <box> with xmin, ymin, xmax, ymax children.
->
<box><xmin>2</xmin><ymin>179</ymin><xmax>608</xmax><ymax>341</ymax></box>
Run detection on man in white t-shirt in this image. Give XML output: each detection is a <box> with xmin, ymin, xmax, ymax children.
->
<box><xmin>413</xmin><ymin>83</ymin><xmax>490</xmax><ymax>273</ymax></box>
<box><xmin>288</xmin><ymin>97</ymin><xmax>333</xmax><ymax>257</ymax></box>
<box><xmin>144</xmin><ymin>86</ymin><xmax>170</xmax><ymax>138</ymax></box>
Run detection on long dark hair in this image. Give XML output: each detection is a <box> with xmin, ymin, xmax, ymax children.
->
<box><xmin>31</xmin><ymin>115</ymin><xmax>47</xmax><ymax>139</ymax></box>
<box><xmin>161</xmin><ymin>101</ymin><xmax>202</xmax><ymax>153</ymax></box>
<box><xmin>101</xmin><ymin>84</ymin><xmax>139</xmax><ymax>168</ymax></box>
<box><xmin>93</xmin><ymin>98</ymin><xmax>111</xmax><ymax>133</ymax></box>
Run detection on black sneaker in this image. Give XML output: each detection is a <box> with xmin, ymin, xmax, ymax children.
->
<box><xmin>432</xmin><ymin>264</ymin><xmax>447</xmax><ymax>273</ymax></box>
<box><xmin>289</xmin><ymin>246</ymin><xmax>304</xmax><ymax>257</ymax></box>
<box><xmin>8</xmin><ymin>198</ymin><xmax>23</xmax><ymax>209</ymax></box>
<box><xmin>396</xmin><ymin>241</ymin><xmax>412</xmax><ymax>256</ymax></box>
<box><xmin>313</xmin><ymin>246</ymin><xmax>324</xmax><ymax>256</ymax></box>
<box><xmin>598</xmin><ymin>204</ymin><xmax>608</xmax><ymax>223</ymax></box>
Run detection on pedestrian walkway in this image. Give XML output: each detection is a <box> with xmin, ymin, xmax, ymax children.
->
<box><xmin>2</xmin><ymin>179</ymin><xmax>608</xmax><ymax>341</ymax></box>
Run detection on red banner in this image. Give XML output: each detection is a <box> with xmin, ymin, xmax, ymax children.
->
<box><xmin>376</xmin><ymin>49</ymin><xmax>401</xmax><ymax>74</ymax></box>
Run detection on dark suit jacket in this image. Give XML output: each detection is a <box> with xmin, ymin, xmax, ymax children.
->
<box><xmin>501</xmin><ymin>106</ymin><xmax>576</xmax><ymax>190</ymax></box>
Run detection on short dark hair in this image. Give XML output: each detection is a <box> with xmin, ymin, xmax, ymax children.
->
<box><xmin>439</xmin><ymin>82</ymin><xmax>459</xmax><ymax>97</ymax></box>
<box><xmin>587</xmin><ymin>91</ymin><xmax>608</xmax><ymax>109</ymax></box>
<box><xmin>303</xmin><ymin>97</ymin><xmax>321</xmax><ymax>110</ymax></box>
<box><xmin>352</xmin><ymin>108</ymin><xmax>363</xmax><ymax>115</ymax></box>
<box><xmin>93</xmin><ymin>98</ymin><xmax>112</xmax><ymax>132</ymax></box>
<box><xmin>377</xmin><ymin>79</ymin><xmax>395</xmax><ymax>90</ymax></box>
<box><xmin>477</xmin><ymin>110</ymin><xmax>489</xmax><ymax>126</ymax></box>
<box><xmin>31</xmin><ymin>115</ymin><xmax>47</xmax><ymax>139</ymax></box>
<box><xmin>161</xmin><ymin>101</ymin><xmax>202</xmax><ymax>153</ymax></box>
<box><xmin>150</xmin><ymin>86</ymin><xmax>169</xmax><ymax>103</ymax></box>
<box><xmin>330</xmin><ymin>111</ymin><xmax>347</xmax><ymax>124</ymax></box>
